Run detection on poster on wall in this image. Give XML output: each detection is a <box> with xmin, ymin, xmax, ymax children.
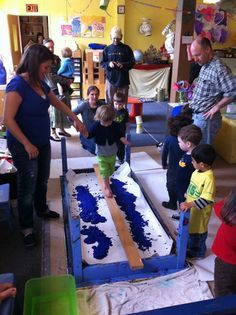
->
<box><xmin>61</xmin><ymin>25</ymin><xmax>72</xmax><ymax>36</ymax></box>
<box><xmin>70</xmin><ymin>16</ymin><xmax>105</xmax><ymax>38</ymax></box>
<box><xmin>195</xmin><ymin>4</ymin><xmax>228</xmax><ymax>43</ymax></box>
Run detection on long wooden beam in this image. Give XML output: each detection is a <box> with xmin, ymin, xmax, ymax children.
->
<box><xmin>93</xmin><ymin>164</ymin><xmax>144</xmax><ymax>270</ymax></box>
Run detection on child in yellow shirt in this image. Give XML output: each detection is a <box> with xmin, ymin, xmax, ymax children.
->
<box><xmin>180</xmin><ymin>144</ymin><xmax>216</xmax><ymax>260</ymax></box>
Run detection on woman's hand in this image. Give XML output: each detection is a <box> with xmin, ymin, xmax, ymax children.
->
<box><xmin>24</xmin><ymin>143</ymin><xmax>39</xmax><ymax>159</ymax></box>
<box><xmin>73</xmin><ymin>119</ymin><xmax>87</xmax><ymax>135</ymax></box>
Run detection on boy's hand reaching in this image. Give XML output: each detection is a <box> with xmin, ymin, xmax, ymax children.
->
<box><xmin>180</xmin><ymin>201</ymin><xmax>193</xmax><ymax>212</ymax></box>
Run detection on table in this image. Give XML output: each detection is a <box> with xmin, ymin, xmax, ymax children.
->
<box><xmin>128</xmin><ymin>64</ymin><xmax>171</xmax><ymax>98</ymax></box>
<box><xmin>214</xmin><ymin>115</ymin><xmax>236</xmax><ymax>164</ymax></box>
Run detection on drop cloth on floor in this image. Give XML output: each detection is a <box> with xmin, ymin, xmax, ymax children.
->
<box><xmin>76</xmin><ymin>267</ymin><xmax>213</xmax><ymax>315</ymax></box>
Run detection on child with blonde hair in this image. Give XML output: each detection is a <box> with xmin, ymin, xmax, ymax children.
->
<box><xmin>57</xmin><ymin>47</ymin><xmax>74</xmax><ymax>96</ymax></box>
<box><xmin>57</xmin><ymin>47</ymin><xmax>74</xmax><ymax>79</ymax></box>
<box><xmin>87</xmin><ymin>105</ymin><xmax>129</xmax><ymax>197</ymax></box>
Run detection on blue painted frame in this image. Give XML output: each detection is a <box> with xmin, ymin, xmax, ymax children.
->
<box><xmin>60</xmin><ymin>138</ymin><xmax>190</xmax><ymax>287</ymax></box>
<box><xmin>133</xmin><ymin>294</ymin><xmax>236</xmax><ymax>314</ymax></box>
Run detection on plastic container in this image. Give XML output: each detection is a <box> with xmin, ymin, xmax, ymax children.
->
<box><xmin>135</xmin><ymin>115</ymin><xmax>143</xmax><ymax>134</ymax></box>
<box><xmin>23</xmin><ymin>274</ymin><xmax>78</xmax><ymax>315</ymax></box>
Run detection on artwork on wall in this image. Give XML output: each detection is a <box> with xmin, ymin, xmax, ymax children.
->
<box><xmin>195</xmin><ymin>4</ymin><xmax>228</xmax><ymax>43</ymax></box>
<box><xmin>67</xmin><ymin>16</ymin><xmax>105</xmax><ymax>38</ymax></box>
<box><xmin>61</xmin><ymin>25</ymin><xmax>72</xmax><ymax>36</ymax></box>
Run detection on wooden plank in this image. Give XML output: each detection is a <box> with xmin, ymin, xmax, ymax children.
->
<box><xmin>93</xmin><ymin>164</ymin><xmax>143</xmax><ymax>270</ymax></box>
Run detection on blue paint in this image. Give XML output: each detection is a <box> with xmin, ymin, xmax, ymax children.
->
<box><xmin>75</xmin><ymin>185</ymin><xmax>106</xmax><ymax>224</ymax></box>
<box><xmin>111</xmin><ymin>178</ymin><xmax>153</xmax><ymax>251</ymax></box>
<box><xmin>75</xmin><ymin>177</ymin><xmax>153</xmax><ymax>260</ymax></box>
<box><xmin>81</xmin><ymin>226</ymin><xmax>112</xmax><ymax>259</ymax></box>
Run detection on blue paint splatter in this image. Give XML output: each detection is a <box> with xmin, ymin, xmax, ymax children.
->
<box><xmin>81</xmin><ymin>226</ymin><xmax>112</xmax><ymax>259</ymax></box>
<box><xmin>111</xmin><ymin>178</ymin><xmax>153</xmax><ymax>251</ymax></box>
<box><xmin>75</xmin><ymin>185</ymin><xmax>106</xmax><ymax>224</ymax></box>
<box><xmin>74</xmin><ymin>177</ymin><xmax>153</xmax><ymax>259</ymax></box>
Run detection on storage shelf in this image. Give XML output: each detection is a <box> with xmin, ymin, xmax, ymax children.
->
<box><xmin>71</xmin><ymin>51</ymin><xmax>83</xmax><ymax>100</ymax></box>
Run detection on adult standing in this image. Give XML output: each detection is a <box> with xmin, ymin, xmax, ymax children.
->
<box><xmin>43</xmin><ymin>38</ymin><xmax>72</xmax><ymax>140</ymax></box>
<box><xmin>73</xmin><ymin>85</ymin><xmax>106</xmax><ymax>154</ymax></box>
<box><xmin>101</xmin><ymin>26</ymin><xmax>135</xmax><ymax>106</ymax></box>
<box><xmin>36</xmin><ymin>32</ymin><xmax>44</xmax><ymax>44</ymax></box>
<box><xmin>189</xmin><ymin>36</ymin><xmax>236</xmax><ymax>144</ymax></box>
<box><xmin>3</xmin><ymin>44</ymin><xmax>86</xmax><ymax>247</ymax></box>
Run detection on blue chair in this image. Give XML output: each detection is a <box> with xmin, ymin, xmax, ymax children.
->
<box><xmin>0</xmin><ymin>273</ymin><xmax>15</xmax><ymax>315</ymax></box>
<box><xmin>0</xmin><ymin>184</ymin><xmax>15</xmax><ymax>231</ymax></box>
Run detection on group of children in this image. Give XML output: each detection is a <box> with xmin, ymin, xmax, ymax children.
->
<box><xmin>57</xmin><ymin>48</ymin><xmax>236</xmax><ymax>296</ymax></box>
<box><xmin>162</xmin><ymin>110</ymin><xmax>236</xmax><ymax>297</ymax></box>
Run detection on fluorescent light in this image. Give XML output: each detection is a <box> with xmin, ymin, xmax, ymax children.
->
<box><xmin>203</xmin><ymin>0</ymin><xmax>220</xmax><ymax>3</ymax></box>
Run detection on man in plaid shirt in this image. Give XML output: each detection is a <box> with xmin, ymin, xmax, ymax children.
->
<box><xmin>189</xmin><ymin>35</ymin><xmax>236</xmax><ymax>144</ymax></box>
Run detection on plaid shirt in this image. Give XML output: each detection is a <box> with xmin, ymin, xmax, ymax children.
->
<box><xmin>190</xmin><ymin>57</ymin><xmax>236</xmax><ymax>114</ymax></box>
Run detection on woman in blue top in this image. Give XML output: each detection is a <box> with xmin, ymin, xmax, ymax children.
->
<box><xmin>3</xmin><ymin>44</ymin><xmax>86</xmax><ymax>247</ymax></box>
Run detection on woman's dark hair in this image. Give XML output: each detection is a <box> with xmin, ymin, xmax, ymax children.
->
<box><xmin>16</xmin><ymin>43</ymin><xmax>54</xmax><ymax>86</ymax></box>
<box><xmin>36</xmin><ymin>32</ymin><xmax>44</xmax><ymax>43</ymax></box>
<box><xmin>167</xmin><ymin>115</ymin><xmax>192</xmax><ymax>137</ymax></box>
<box><xmin>220</xmin><ymin>188</ymin><xmax>236</xmax><ymax>226</ymax></box>
<box><xmin>178</xmin><ymin>124</ymin><xmax>202</xmax><ymax>146</ymax></box>
<box><xmin>87</xmin><ymin>85</ymin><xmax>100</xmax><ymax>96</ymax></box>
<box><xmin>191</xmin><ymin>144</ymin><xmax>216</xmax><ymax>166</ymax></box>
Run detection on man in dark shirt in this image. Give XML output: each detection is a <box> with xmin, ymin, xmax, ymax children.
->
<box><xmin>101</xmin><ymin>26</ymin><xmax>135</xmax><ymax>106</ymax></box>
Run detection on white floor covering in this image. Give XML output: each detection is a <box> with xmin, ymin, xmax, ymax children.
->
<box><xmin>50</xmin><ymin>151</ymin><xmax>217</xmax><ymax>313</ymax></box>
<box><xmin>76</xmin><ymin>268</ymin><xmax>213</xmax><ymax>315</ymax></box>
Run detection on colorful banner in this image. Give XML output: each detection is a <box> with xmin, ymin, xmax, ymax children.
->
<box><xmin>195</xmin><ymin>4</ymin><xmax>228</xmax><ymax>43</ymax></box>
<box><xmin>71</xmin><ymin>16</ymin><xmax>105</xmax><ymax>38</ymax></box>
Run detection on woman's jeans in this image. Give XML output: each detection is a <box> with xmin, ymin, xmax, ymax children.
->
<box><xmin>192</xmin><ymin>112</ymin><xmax>222</xmax><ymax>145</ymax></box>
<box><xmin>8</xmin><ymin>142</ymin><xmax>51</xmax><ymax>230</ymax></box>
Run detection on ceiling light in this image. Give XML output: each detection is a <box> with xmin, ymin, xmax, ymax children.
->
<box><xmin>203</xmin><ymin>0</ymin><xmax>220</xmax><ymax>3</ymax></box>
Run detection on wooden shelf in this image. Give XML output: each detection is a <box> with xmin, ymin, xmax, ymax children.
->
<box><xmin>83</xmin><ymin>51</ymin><xmax>105</xmax><ymax>99</ymax></box>
<box><xmin>71</xmin><ymin>50</ymin><xmax>83</xmax><ymax>100</ymax></box>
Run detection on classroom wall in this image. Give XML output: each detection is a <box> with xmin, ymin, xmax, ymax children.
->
<box><xmin>0</xmin><ymin>0</ymin><xmax>236</xmax><ymax>70</ymax></box>
<box><xmin>0</xmin><ymin>0</ymin><xmax>122</xmax><ymax>58</ymax></box>
<box><xmin>124</xmin><ymin>0</ymin><xmax>236</xmax><ymax>52</ymax></box>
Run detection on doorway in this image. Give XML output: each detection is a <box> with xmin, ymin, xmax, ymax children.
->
<box><xmin>19</xmin><ymin>16</ymin><xmax>49</xmax><ymax>52</ymax></box>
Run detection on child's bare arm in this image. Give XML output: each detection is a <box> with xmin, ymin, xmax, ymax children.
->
<box><xmin>120</xmin><ymin>137</ymin><xmax>130</xmax><ymax>146</ymax></box>
<box><xmin>180</xmin><ymin>201</ymin><xmax>194</xmax><ymax>212</ymax></box>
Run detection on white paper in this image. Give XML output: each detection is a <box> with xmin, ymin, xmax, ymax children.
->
<box><xmin>0</xmin><ymin>159</ymin><xmax>17</xmax><ymax>174</ymax></box>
